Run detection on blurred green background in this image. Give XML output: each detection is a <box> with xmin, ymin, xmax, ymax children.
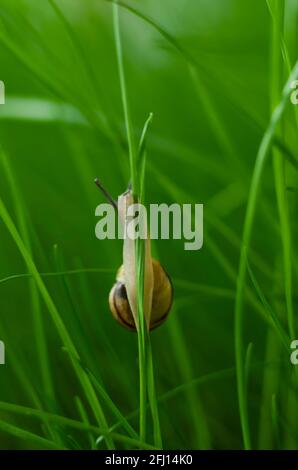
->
<box><xmin>0</xmin><ymin>0</ymin><xmax>297</xmax><ymax>450</ymax></box>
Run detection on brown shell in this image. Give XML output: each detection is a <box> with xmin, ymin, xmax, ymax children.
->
<box><xmin>109</xmin><ymin>259</ymin><xmax>173</xmax><ymax>331</ymax></box>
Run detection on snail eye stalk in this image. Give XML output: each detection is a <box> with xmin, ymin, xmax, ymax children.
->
<box><xmin>94</xmin><ymin>177</ymin><xmax>118</xmax><ymax>211</ymax></box>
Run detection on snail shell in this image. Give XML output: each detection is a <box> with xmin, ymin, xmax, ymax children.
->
<box><xmin>109</xmin><ymin>258</ymin><xmax>173</xmax><ymax>331</ymax></box>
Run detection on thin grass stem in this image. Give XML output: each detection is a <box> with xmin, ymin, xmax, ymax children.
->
<box><xmin>0</xmin><ymin>196</ymin><xmax>115</xmax><ymax>449</ymax></box>
<box><xmin>234</xmin><ymin>60</ymin><xmax>298</xmax><ymax>450</ymax></box>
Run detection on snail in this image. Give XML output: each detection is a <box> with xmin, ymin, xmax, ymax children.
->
<box><xmin>95</xmin><ymin>178</ymin><xmax>173</xmax><ymax>331</ymax></box>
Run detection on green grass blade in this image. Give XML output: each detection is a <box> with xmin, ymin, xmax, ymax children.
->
<box><xmin>148</xmin><ymin>162</ymin><xmax>276</xmax><ymax>323</ymax></box>
<box><xmin>107</xmin><ymin>360</ymin><xmax>282</xmax><ymax>437</ymax></box>
<box><xmin>244</xmin><ymin>343</ymin><xmax>253</xmax><ymax>402</ymax></box>
<box><xmin>0</xmin><ymin>402</ymin><xmax>156</xmax><ymax>450</ymax></box>
<box><xmin>234</xmin><ymin>60</ymin><xmax>298</xmax><ymax>450</ymax></box>
<box><xmin>274</xmin><ymin>138</ymin><xmax>298</xmax><ymax>171</ymax></box>
<box><xmin>138</xmin><ymin>113</ymin><xmax>153</xmax><ymax>202</ymax></box>
<box><xmin>271</xmin><ymin>394</ymin><xmax>281</xmax><ymax>449</ymax></box>
<box><xmin>113</xmin><ymin>2</ymin><xmax>158</xmax><ymax>448</ymax></box>
<box><xmin>0</xmin><ymin>420</ymin><xmax>66</xmax><ymax>450</ymax></box>
<box><xmin>113</xmin><ymin>1</ymin><xmax>137</xmax><ymax>192</ymax></box>
<box><xmin>146</xmin><ymin>339</ymin><xmax>163</xmax><ymax>449</ymax></box>
<box><xmin>0</xmin><ymin>22</ymin><xmax>111</xmax><ymax>141</ymax></box>
<box><xmin>75</xmin><ymin>397</ymin><xmax>96</xmax><ymax>450</ymax></box>
<box><xmin>0</xmin><ymin>148</ymin><xmax>62</xmax><ymax>443</ymax></box>
<box><xmin>174</xmin><ymin>279</ymin><xmax>235</xmax><ymax>300</ymax></box>
<box><xmin>47</xmin><ymin>0</ymin><xmax>112</xmax><ymax>137</ymax></box>
<box><xmin>0</xmin><ymin>148</ymin><xmax>55</xmax><ymax>407</ymax></box>
<box><xmin>105</xmin><ymin>0</ymin><xmax>245</xmax><ymax>173</ymax></box>
<box><xmin>87</xmin><ymin>370</ymin><xmax>139</xmax><ymax>440</ymax></box>
<box><xmin>0</xmin><ymin>268</ymin><xmax>114</xmax><ymax>286</ymax></box>
<box><xmin>268</xmin><ymin>0</ymin><xmax>295</xmax><ymax>340</ymax></box>
<box><xmin>0</xmin><ymin>195</ymin><xmax>115</xmax><ymax>449</ymax></box>
<box><xmin>247</xmin><ymin>260</ymin><xmax>290</xmax><ymax>352</ymax></box>
<box><xmin>167</xmin><ymin>305</ymin><xmax>211</xmax><ymax>449</ymax></box>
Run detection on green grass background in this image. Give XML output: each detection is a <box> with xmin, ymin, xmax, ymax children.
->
<box><xmin>0</xmin><ymin>0</ymin><xmax>297</xmax><ymax>450</ymax></box>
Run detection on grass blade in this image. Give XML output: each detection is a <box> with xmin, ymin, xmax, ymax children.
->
<box><xmin>0</xmin><ymin>420</ymin><xmax>65</xmax><ymax>450</ymax></box>
<box><xmin>0</xmin><ymin>195</ymin><xmax>115</xmax><ymax>449</ymax></box>
<box><xmin>247</xmin><ymin>260</ymin><xmax>290</xmax><ymax>352</ymax></box>
<box><xmin>234</xmin><ymin>60</ymin><xmax>298</xmax><ymax>450</ymax></box>
<box><xmin>268</xmin><ymin>0</ymin><xmax>295</xmax><ymax>340</ymax></box>
<box><xmin>0</xmin><ymin>402</ymin><xmax>156</xmax><ymax>450</ymax></box>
